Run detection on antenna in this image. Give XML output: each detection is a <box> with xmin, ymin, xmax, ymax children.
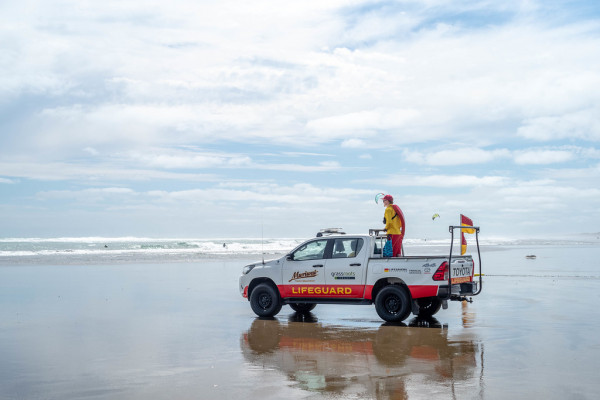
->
<box><xmin>261</xmin><ymin>221</ymin><xmax>265</xmax><ymax>265</ymax></box>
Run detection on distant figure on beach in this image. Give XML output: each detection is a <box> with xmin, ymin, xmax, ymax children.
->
<box><xmin>381</xmin><ymin>194</ymin><xmax>405</xmax><ymax>257</ymax></box>
<box><xmin>223</xmin><ymin>243</ymin><xmax>227</xmax><ymax>248</ymax></box>
<box><xmin>104</xmin><ymin>245</ymin><xmax>108</xmax><ymax>248</ymax></box>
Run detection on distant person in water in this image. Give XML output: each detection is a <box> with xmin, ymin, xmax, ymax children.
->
<box><xmin>382</xmin><ymin>194</ymin><xmax>405</xmax><ymax>257</ymax></box>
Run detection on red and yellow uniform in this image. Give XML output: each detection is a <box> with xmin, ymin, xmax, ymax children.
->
<box><xmin>384</xmin><ymin>204</ymin><xmax>405</xmax><ymax>257</ymax></box>
<box><xmin>384</xmin><ymin>206</ymin><xmax>402</xmax><ymax>235</ymax></box>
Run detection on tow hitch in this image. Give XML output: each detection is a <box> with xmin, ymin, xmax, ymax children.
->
<box><xmin>452</xmin><ymin>296</ymin><xmax>473</xmax><ymax>303</ymax></box>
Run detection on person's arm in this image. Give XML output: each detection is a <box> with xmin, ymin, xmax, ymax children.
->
<box><xmin>384</xmin><ymin>208</ymin><xmax>394</xmax><ymax>232</ymax></box>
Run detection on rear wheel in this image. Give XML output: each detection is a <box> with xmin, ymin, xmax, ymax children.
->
<box><xmin>417</xmin><ymin>297</ymin><xmax>442</xmax><ymax>318</ymax></box>
<box><xmin>375</xmin><ymin>285</ymin><xmax>411</xmax><ymax>322</ymax></box>
<box><xmin>289</xmin><ymin>303</ymin><xmax>316</xmax><ymax>313</ymax></box>
<box><xmin>250</xmin><ymin>283</ymin><xmax>282</xmax><ymax>317</ymax></box>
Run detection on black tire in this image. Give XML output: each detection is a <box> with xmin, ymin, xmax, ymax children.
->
<box><xmin>289</xmin><ymin>303</ymin><xmax>317</xmax><ymax>313</ymax></box>
<box><xmin>417</xmin><ymin>297</ymin><xmax>442</xmax><ymax>318</ymax></box>
<box><xmin>375</xmin><ymin>285</ymin><xmax>411</xmax><ymax>322</ymax></box>
<box><xmin>250</xmin><ymin>283</ymin><xmax>282</xmax><ymax>317</ymax></box>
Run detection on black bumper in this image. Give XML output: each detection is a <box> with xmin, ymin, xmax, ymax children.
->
<box><xmin>438</xmin><ymin>282</ymin><xmax>478</xmax><ymax>299</ymax></box>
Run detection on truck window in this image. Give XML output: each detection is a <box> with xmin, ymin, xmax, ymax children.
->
<box><xmin>291</xmin><ymin>239</ymin><xmax>328</xmax><ymax>261</ymax></box>
<box><xmin>332</xmin><ymin>238</ymin><xmax>363</xmax><ymax>258</ymax></box>
<box><xmin>373</xmin><ymin>240</ymin><xmax>381</xmax><ymax>255</ymax></box>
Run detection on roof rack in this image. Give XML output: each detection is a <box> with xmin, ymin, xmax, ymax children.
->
<box><xmin>369</xmin><ymin>229</ymin><xmax>386</xmax><ymax>237</ymax></box>
<box><xmin>316</xmin><ymin>228</ymin><xmax>346</xmax><ymax>237</ymax></box>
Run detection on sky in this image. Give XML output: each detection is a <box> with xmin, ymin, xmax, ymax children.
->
<box><xmin>1</xmin><ymin>0</ymin><xmax>599</xmax><ymax>239</ymax></box>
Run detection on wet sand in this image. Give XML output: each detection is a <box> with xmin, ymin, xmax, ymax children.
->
<box><xmin>1</xmin><ymin>245</ymin><xmax>599</xmax><ymax>399</ymax></box>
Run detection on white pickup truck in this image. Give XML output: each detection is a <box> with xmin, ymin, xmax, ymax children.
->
<box><xmin>239</xmin><ymin>227</ymin><xmax>482</xmax><ymax>322</ymax></box>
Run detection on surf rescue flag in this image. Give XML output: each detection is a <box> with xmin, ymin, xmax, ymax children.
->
<box><xmin>460</xmin><ymin>214</ymin><xmax>475</xmax><ymax>255</ymax></box>
<box><xmin>461</xmin><ymin>214</ymin><xmax>475</xmax><ymax>234</ymax></box>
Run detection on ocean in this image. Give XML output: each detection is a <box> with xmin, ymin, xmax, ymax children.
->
<box><xmin>0</xmin><ymin>237</ymin><xmax>304</xmax><ymax>265</ymax></box>
<box><xmin>1</xmin><ymin>235</ymin><xmax>598</xmax><ymax>265</ymax></box>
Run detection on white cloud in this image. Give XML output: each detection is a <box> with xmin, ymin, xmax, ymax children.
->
<box><xmin>83</xmin><ymin>147</ymin><xmax>99</xmax><ymax>156</ymax></box>
<box><xmin>37</xmin><ymin>187</ymin><xmax>136</xmax><ymax>202</ymax></box>
<box><xmin>341</xmin><ymin>139</ymin><xmax>367</xmax><ymax>148</ymax></box>
<box><xmin>513</xmin><ymin>149</ymin><xmax>574</xmax><ymax>165</ymax></box>
<box><xmin>517</xmin><ymin>108</ymin><xmax>600</xmax><ymax>141</ymax></box>
<box><xmin>281</xmin><ymin>152</ymin><xmax>335</xmax><ymax>157</ymax></box>
<box><xmin>403</xmin><ymin>148</ymin><xmax>510</xmax><ymax>166</ymax></box>
<box><xmin>126</xmin><ymin>148</ymin><xmax>345</xmax><ymax>172</ymax></box>
<box><xmin>127</xmin><ymin>149</ymin><xmax>252</xmax><ymax>169</ymax></box>
<box><xmin>381</xmin><ymin>174</ymin><xmax>509</xmax><ymax>188</ymax></box>
<box><xmin>402</xmin><ymin>146</ymin><xmax>597</xmax><ymax>166</ymax></box>
<box><xmin>306</xmin><ymin>108</ymin><xmax>420</xmax><ymax>138</ymax></box>
<box><xmin>252</xmin><ymin>161</ymin><xmax>344</xmax><ymax>172</ymax></box>
<box><xmin>0</xmin><ymin>161</ymin><xmax>217</xmax><ymax>182</ymax></box>
<box><xmin>37</xmin><ymin>182</ymin><xmax>372</xmax><ymax>207</ymax></box>
<box><xmin>3</xmin><ymin>3</ymin><xmax>600</xmax><ymax>156</ymax></box>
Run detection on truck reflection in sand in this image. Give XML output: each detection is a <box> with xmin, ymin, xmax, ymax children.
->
<box><xmin>241</xmin><ymin>314</ymin><xmax>482</xmax><ymax>398</ymax></box>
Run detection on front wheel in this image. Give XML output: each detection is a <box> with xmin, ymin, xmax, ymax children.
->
<box><xmin>417</xmin><ymin>297</ymin><xmax>442</xmax><ymax>318</ymax></box>
<box><xmin>250</xmin><ymin>283</ymin><xmax>282</xmax><ymax>317</ymax></box>
<box><xmin>289</xmin><ymin>303</ymin><xmax>316</xmax><ymax>313</ymax></box>
<box><xmin>375</xmin><ymin>285</ymin><xmax>411</xmax><ymax>322</ymax></box>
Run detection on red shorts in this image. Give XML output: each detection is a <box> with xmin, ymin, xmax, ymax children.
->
<box><xmin>389</xmin><ymin>234</ymin><xmax>404</xmax><ymax>257</ymax></box>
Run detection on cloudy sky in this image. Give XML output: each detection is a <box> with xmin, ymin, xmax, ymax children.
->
<box><xmin>1</xmin><ymin>0</ymin><xmax>599</xmax><ymax>239</ymax></box>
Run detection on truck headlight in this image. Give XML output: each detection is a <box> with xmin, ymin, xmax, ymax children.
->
<box><xmin>243</xmin><ymin>264</ymin><xmax>256</xmax><ymax>275</ymax></box>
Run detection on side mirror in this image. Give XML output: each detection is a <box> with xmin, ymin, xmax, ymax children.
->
<box><xmin>286</xmin><ymin>254</ymin><xmax>294</xmax><ymax>261</ymax></box>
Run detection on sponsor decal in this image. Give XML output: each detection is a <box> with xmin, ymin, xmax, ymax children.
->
<box><xmin>409</xmin><ymin>269</ymin><xmax>421</xmax><ymax>274</ymax></box>
<box><xmin>384</xmin><ymin>267</ymin><xmax>407</xmax><ymax>273</ymax></box>
<box><xmin>331</xmin><ymin>272</ymin><xmax>356</xmax><ymax>280</ymax></box>
<box><xmin>291</xmin><ymin>286</ymin><xmax>353</xmax><ymax>295</ymax></box>
<box><xmin>423</xmin><ymin>267</ymin><xmax>431</xmax><ymax>274</ymax></box>
<box><xmin>289</xmin><ymin>270</ymin><xmax>319</xmax><ymax>282</ymax></box>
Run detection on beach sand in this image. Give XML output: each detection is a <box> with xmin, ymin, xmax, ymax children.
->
<box><xmin>1</xmin><ymin>245</ymin><xmax>599</xmax><ymax>399</ymax></box>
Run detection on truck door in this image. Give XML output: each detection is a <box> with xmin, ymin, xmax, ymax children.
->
<box><xmin>280</xmin><ymin>238</ymin><xmax>329</xmax><ymax>298</ymax></box>
<box><xmin>324</xmin><ymin>238</ymin><xmax>366</xmax><ymax>298</ymax></box>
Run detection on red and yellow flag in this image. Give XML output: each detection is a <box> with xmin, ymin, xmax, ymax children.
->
<box><xmin>461</xmin><ymin>214</ymin><xmax>475</xmax><ymax>234</ymax></box>
<box><xmin>460</xmin><ymin>214</ymin><xmax>475</xmax><ymax>255</ymax></box>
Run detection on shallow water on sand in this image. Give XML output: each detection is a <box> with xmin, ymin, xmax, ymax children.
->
<box><xmin>1</xmin><ymin>245</ymin><xmax>599</xmax><ymax>399</ymax></box>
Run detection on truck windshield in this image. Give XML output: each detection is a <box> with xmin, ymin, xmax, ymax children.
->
<box><xmin>292</xmin><ymin>239</ymin><xmax>328</xmax><ymax>261</ymax></box>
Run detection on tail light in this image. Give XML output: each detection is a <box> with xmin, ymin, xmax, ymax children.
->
<box><xmin>432</xmin><ymin>261</ymin><xmax>448</xmax><ymax>281</ymax></box>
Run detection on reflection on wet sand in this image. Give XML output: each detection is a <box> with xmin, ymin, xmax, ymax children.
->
<box><xmin>462</xmin><ymin>300</ymin><xmax>477</xmax><ymax>328</ymax></box>
<box><xmin>241</xmin><ymin>314</ymin><xmax>483</xmax><ymax>399</ymax></box>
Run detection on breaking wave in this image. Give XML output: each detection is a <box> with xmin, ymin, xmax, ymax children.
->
<box><xmin>0</xmin><ymin>235</ymin><xmax>597</xmax><ymax>265</ymax></box>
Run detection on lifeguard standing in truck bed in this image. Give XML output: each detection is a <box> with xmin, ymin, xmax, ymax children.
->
<box><xmin>381</xmin><ymin>194</ymin><xmax>405</xmax><ymax>257</ymax></box>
